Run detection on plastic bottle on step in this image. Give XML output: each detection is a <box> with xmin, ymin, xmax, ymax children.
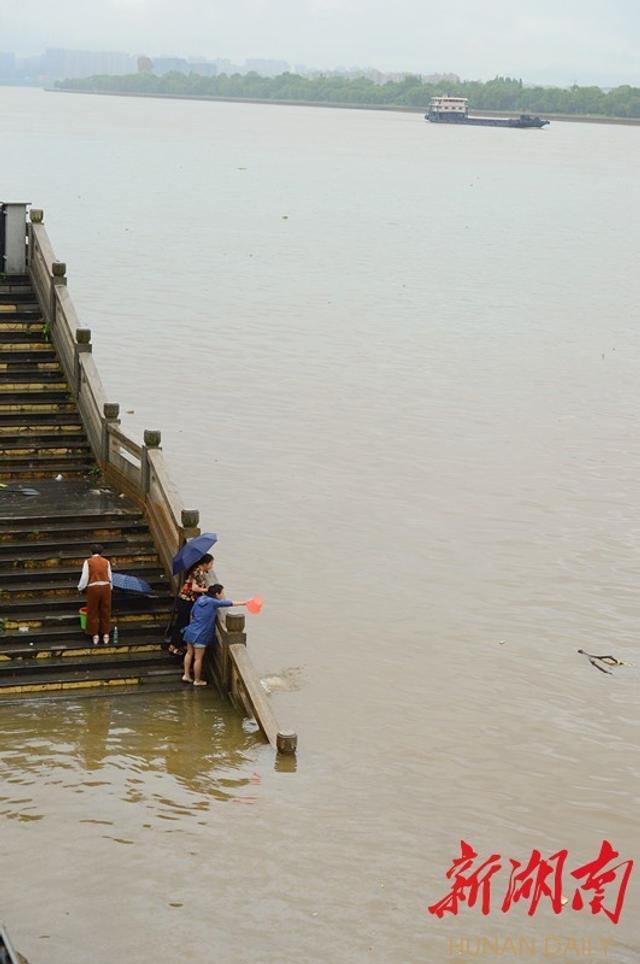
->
<box><xmin>113</xmin><ymin>626</ymin><xmax>119</xmax><ymax>645</ymax></box>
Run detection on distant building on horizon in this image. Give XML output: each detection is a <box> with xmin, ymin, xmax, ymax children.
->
<box><xmin>188</xmin><ymin>61</ymin><xmax>218</xmax><ymax>77</ymax></box>
<box><xmin>0</xmin><ymin>52</ymin><xmax>16</xmax><ymax>77</ymax></box>
<box><xmin>2</xmin><ymin>47</ymin><xmax>135</xmax><ymax>81</ymax></box>
<box><xmin>151</xmin><ymin>56</ymin><xmax>190</xmax><ymax>75</ymax></box>
<box><xmin>42</xmin><ymin>48</ymin><xmax>134</xmax><ymax>79</ymax></box>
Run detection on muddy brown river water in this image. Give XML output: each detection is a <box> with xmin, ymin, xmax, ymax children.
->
<box><xmin>1</xmin><ymin>86</ymin><xmax>639</xmax><ymax>963</ymax></box>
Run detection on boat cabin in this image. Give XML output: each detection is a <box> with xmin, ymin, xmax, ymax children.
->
<box><xmin>428</xmin><ymin>96</ymin><xmax>469</xmax><ymax>120</ymax></box>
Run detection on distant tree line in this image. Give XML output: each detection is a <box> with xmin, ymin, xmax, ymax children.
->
<box><xmin>56</xmin><ymin>72</ymin><xmax>640</xmax><ymax>118</ymax></box>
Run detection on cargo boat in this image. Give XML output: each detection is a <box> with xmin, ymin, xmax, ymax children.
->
<box><xmin>425</xmin><ymin>96</ymin><xmax>549</xmax><ymax>128</ymax></box>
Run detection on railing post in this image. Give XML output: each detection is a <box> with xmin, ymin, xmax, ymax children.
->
<box><xmin>74</xmin><ymin>327</ymin><xmax>92</xmax><ymax>397</ymax></box>
<box><xmin>225</xmin><ymin>612</ymin><xmax>247</xmax><ymax>643</ymax></box>
<box><xmin>50</xmin><ymin>260</ymin><xmax>66</xmax><ymax>332</ymax></box>
<box><xmin>102</xmin><ymin>402</ymin><xmax>120</xmax><ymax>466</ymax></box>
<box><xmin>216</xmin><ymin>613</ymin><xmax>246</xmax><ymax>694</ymax></box>
<box><xmin>180</xmin><ymin>508</ymin><xmax>200</xmax><ymax>544</ymax></box>
<box><xmin>141</xmin><ymin>429</ymin><xmax>161</xmax><ymax>497</ymax></box>
<box><xmin>276</xmin><ymin>730</ymin><xmax>298</xmax><ymax>755</ymax></box>
<box><xmin>27</xmin><ymin>208</ymin><xmax>43</xmax><ymax>269</ymax></box>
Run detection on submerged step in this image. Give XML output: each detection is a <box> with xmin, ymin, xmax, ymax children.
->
<box><xmin>0</xmin><ymin>664</ymin><xmax>180</xmax><ymax>697</ymax></box>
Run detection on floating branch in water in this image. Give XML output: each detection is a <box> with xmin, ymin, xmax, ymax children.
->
<box><xmin>577</xmin><ymin>649</ymin><xmax>625</xmax><ymax>674</ymax></box>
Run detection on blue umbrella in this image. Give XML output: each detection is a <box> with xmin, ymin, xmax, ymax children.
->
<box><xmin>171</xmin><ymin>533</ymin><xmax>217</xmax><ymax>575</ymax></box>
<box><xmin>112</xmin><ymin>572</ymin><xmax>154</xmax><ymax>594</ymax></box>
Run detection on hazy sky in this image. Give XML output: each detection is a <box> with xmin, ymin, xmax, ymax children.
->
<box><xmin>2</xmin><ymin>0</ymin><xmax>639</xmax><ymax>85</ymax></box>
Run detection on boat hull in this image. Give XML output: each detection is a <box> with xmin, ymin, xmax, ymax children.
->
<box><xmin>426</xmin><ymin>113</ymin><xmax>549</xmax><ymax>128</ymax></box>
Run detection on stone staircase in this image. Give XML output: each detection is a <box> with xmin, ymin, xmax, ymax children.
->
<box><xmin>0</xmin><ymin>275</ymin><xmax>180</xmax><ymax>698</ymax></box>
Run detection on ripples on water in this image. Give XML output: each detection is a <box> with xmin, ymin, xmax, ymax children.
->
<box><xmin>0</xmin><ymin>693</ymin><xmax>264</xmax><ymax>824</ymax></box>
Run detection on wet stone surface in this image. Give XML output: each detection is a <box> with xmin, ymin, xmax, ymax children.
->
<box><xmin>0</xmin><ymin>479</ymin><xmax>138</xmax><ymax>520</ymax></box>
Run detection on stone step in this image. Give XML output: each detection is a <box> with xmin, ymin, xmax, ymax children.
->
<box><xmin>0</xmin><ymin>379</ymin><xmax>69</xmax><ymax>392</ymax></box>
<box><xmin>0</xmin><ymin>340</ymin><xmax>51</xmax><ymax>352</ymax></box>
<box><xmin>0</xmin><ymin>649</ymin><xmax>174</xmax><ymax>678</ymax></box>
<box><xmin>0</xmin><ymin>561</ymin><xmax>162</xmax><ymax>584</ymax></box>
<box><xmin>0</xmin><ymin>450</ymin><xmax>93</xmax><ymax>462</ymax></box>
<box><xmin>0</xmin><ymin>285</ymin><xmax>34</xmax><ymax>297</ymax></box>
<box><xmin>0</xmin><ymin>440</ymin><xmax>91</xmax><ymax>457</ymax></box>
<box><xmin>0</xmin><ymin>458</ymin><xmax>95</xmax><ymax>481</ymax></box>
<box><xmin>0</xmin><ymin>305</ymin><xmax>41</xmax><ymax>317</ymax></box>
<box><xmin>0</xmin><ymin>412</ymin><xmax>83</xmax><ymax>430</ymax></box>
<box><xmin>0</xmin><ymin>389</ymin><xmax>72</xmax><ymax>404</ymax></box>
<box><xmin>3</xmin><ymin>573</ymin><xmax>169</xmax><ymax>599</ymax></box>
<box><xmin>0</xmin><ymin>337</ymin><xmax>51</xmax><ymax>349</ymax></box>
<box><xmin>0</xmin><ymin>370</ymin><xmax>65</xmax><ymax>385</ymax></box>
<box><xmin>0</xmin><ymin>546</ymin><xmax>160</xmax><ymax>572</ymax></box>
<box><xmin>1</xmin><ymin>608</ymin><xmax>170</xmax><ymax>633</ymax></box>
<box><xmin>0</xmin><ymin>621</ymin><xmax>167</xmax><ymax>653</ymax></box>
<box><xmin>0</xmin><ymin>323</ymin><xmax>42</xmax><ymax>333</ymax></box>
<box><xmin>0</xmin><ymin>640</ymin><xmax>165</xmax><ymax>662</ymax></box>
<box><xmin>0</xmin><ymin>351</ymin><xmax>61</xmax><ymax>375</ymax></box>
<box><xmin>0</xmin><ymin>592</ymin><xmax>173</xmax><ymax>630</ymax></box>
<box><xmin>0</xmin><ymin>402</ymin><xmax>78</xmax><ymax>417</ymax></box>
<box><xmin>0</xmin><ymin>429</ymin><xmax>87</xmax><ymax>449</ymax></box>
<box><xmin>0</xmin><ymin>532</ymin><xmax>154</xmax><ymax>558</ymax></box>
<box><xmin>0</xmin><ymin>517</ymin><xmax>147</xmax><ymax>542</ymax></box>
<box><xmin>0</xmin><ymin>677</ymin><xmax>184</xmax><ymax>704</ymax></box>
<box><xmin>0</xmin><ymin>506</ymin><xmax>144</xmax><ymax>529</ymax></box>
<box><xmin>0</xmin><ymin>325</ymin><xmax>45</xmax><ymax>337</ymax></box>
<box><xmin>0</xmin><ymin>660</ymin><xmax>181</xmax><ymax>697</ymax></box>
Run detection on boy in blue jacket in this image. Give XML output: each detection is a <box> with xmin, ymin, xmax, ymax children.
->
<box><xmin>182</xmin><ymin>584</ymin><xmax>249</xmax><ymax>686</ymax></box>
